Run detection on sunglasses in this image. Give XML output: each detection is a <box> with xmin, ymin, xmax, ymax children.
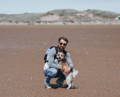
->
<box><xmin>60</xmin><ymin>42</ymin><xmax>67</xmax><ymax>46</ymax></box>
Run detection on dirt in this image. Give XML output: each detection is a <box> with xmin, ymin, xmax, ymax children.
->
<box><xmin>0</xmin><ymin>25</ymin><xmax>120</xmax><ymax>97</ymax></box>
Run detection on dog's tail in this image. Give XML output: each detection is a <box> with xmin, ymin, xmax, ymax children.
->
<box><xmin>72</xmin><ymin>69</ymin><xmax>78</xmax><ymax>78</ymax></box>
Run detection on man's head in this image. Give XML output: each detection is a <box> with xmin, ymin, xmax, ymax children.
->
<box><xmin>58</xmin><ymin>37</ymin><xmax>69</xmax><ymax>50</ymax></box>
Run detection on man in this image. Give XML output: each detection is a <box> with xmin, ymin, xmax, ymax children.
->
<box><xmin>43</xmin><ymin>36</ymin><xmax>74</xmax><ymax>89</ymax></box>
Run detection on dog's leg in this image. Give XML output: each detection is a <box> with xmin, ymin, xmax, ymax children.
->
<box><xmin>66</xmin><ymin>73</ymin><xmax>73</xmax><ymax>89</ymax></box>
<box><xmin>66</xmin><ymin>69</ymin><xmax>78</xmax><ymax>89</ymax></box>
<box><xmin>67</xmin><ymin>83</ymin><xmax>72</xmax><ymax>89</ymax></box>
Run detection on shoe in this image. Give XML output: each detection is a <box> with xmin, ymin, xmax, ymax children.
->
<box><xmin>56</xmin><ymin>80</ymin><xmax>64</xmax><ymax>88</ymax></box>
<box><xmin>44</xmin><ymin>79</ymin><xmax>51</xmax><ymax>89</ymax></box>
<box><xmin>57</xmin><ymin>83</ymin><xmax>64</xmax><ymax>88</ymax></box>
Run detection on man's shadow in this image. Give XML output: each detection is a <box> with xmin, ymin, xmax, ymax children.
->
<box><xmin>50</xmin><ymin>84</ymin><xmax>78</xmax><ymax>89</ymax></box>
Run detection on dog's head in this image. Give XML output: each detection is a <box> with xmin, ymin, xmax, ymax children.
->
<box><xmin>56</xmin><ymin>51</ymin><xmax>65</xmax><ymax>62</ymax></box>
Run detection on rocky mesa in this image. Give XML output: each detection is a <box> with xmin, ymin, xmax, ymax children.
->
<box><xmin>0</xmin><ymin>9</ymin><xmax>120</xmax><ymax>25</ymax></box>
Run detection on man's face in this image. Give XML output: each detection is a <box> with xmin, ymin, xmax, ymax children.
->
<box><xmin>58</xmin><ymin>39</ymin><xmax>67</xmax><ymax>50</ymax></box>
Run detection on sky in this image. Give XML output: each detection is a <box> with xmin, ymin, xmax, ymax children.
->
<box><xmin>0</xmin><ymin>0</ymin><xmax>120</xmax><ymax>14</ymax></box>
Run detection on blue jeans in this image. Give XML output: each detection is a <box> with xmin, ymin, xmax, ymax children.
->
<box><xmin>44</xmin><ymin>68</ymin><xmax>66</xmax><ymax>85</ymax></box>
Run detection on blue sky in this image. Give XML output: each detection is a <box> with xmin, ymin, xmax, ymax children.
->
<box><xmin>0</xmin><ymin>0</ymin><xmax>120</xmax><ymax>14</ymax></box>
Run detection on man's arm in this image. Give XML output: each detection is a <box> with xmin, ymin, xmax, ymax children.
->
<box><xmin>46</xmin><ymin>47</ymin><xmax>59</xmax><ymax>69</ymax></box>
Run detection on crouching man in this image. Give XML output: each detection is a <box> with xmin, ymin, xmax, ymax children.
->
<box><xmin>43</xmin><ymin>36</ymin><xmax>74</xmax><ymax>89</ymax></box>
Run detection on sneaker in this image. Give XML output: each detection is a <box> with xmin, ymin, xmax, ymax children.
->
<box><xmin>56</xmin><ymin>80</ymin><xmax>64</xmax><ymax>88</ymax></box>
<box><xmin>44</xmin><ymin>79</ymin><xmax>51</xmax><ymax>89</ymax></box>
<box><xmin>57</xmin><ymin>83</ymin><xmax>64</xmax><ymax>88</ymax></box>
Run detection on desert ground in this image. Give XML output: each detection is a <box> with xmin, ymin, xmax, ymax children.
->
<box><xmin>0</xmin><ymin>25</ymin><xmax>120</xmax><ymax>97</ymax></box>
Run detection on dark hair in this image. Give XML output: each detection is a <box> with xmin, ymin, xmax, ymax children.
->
<box><xmin>58</xmin><ymin>36</ymin><xmax>69</xmax><ymax>44</ymax></box>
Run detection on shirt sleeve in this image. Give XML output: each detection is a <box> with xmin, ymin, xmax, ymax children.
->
<box><xmin>66</xmin><ymin>52</ymin><xmax>74</xmax><ymax>68</ymax></box>
<box><xmin>46</xmin><ymin>47</ymin><xmax>59</xmax><ymax>68</ymax></box>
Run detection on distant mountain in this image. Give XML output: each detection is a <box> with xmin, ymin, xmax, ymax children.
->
<box><xmin>46</xmin><ymin>9</ymin><xmax>79</xmax><ymax>16</ymax></box>
<box><xmin>85</xmin><ymin>9</ymin><xmax>119</xmax><ymax>18</ymax></box>
<box><xmin>0</xmin><ymin>13</ymin><xmax>43</xmax><ymax>22</ymax></box>
<box><xmin>0</xmin><ymin>9</ymin><xmax>120</xmax><ymax>25</ymax></box>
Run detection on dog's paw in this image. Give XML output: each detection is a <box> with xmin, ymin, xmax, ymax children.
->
<box><xmin>66</xmin><ymin>84</ymin><xmax>72</xmax><ymax>89</ymax></box>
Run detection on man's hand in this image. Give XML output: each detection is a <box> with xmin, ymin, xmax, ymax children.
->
<box><xmin>63</xmin><ymin>65</ymin><xmax>71</xmax><ymax>75</ymax></box>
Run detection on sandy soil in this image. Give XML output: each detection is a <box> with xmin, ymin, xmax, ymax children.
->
<box><xmin>0</xmin><ymin>25</ymin><xmax>120</xmax><ymax>97</ymax></box>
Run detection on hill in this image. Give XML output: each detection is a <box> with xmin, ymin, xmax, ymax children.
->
<box><xmin>0</xmin><ymin>9</ymin><xmax>120</xmax><ymax>25</ymax></box>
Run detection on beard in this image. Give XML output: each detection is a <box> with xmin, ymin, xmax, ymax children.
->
<box><xmin>59</xmin><ymin>45</ymin><xmax>65</xmax><ymax>50</ymax></box>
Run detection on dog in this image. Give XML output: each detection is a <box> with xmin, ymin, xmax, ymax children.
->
<box><xmin>55</xmin><ymin>51</ymin><xmax>78</xmax><ymax>89</ymax></box>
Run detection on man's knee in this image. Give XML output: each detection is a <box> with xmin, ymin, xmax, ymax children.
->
<box><xmin>44</xmin><ymin>68</ymin><xmax>58</xmax><ymax>78</ymax></box>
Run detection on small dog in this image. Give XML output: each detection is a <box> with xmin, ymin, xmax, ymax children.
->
<box><xmin>55</xmin><ymin>51</ymin><xmax>78</xmax><ymax>89</ymax></box>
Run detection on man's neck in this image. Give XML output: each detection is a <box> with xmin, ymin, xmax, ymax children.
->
<box><xmin>57</xmin><ymin>46</ymin><xmax>65</xmax><ymax>51</ymax></box>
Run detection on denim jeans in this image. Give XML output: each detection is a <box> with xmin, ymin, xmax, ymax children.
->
<box><xmin>44</xmin><ymin>68</ymin><xmax>66</xmax><ymax>85</ymax></box>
